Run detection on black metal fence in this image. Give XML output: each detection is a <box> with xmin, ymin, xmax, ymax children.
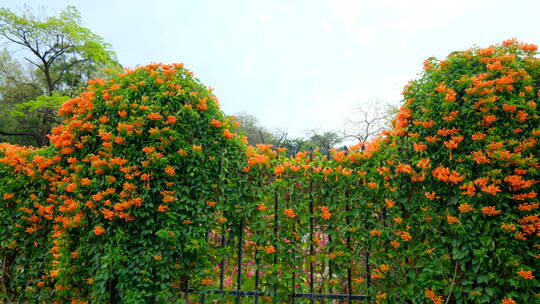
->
<box><xmin>180</xmin><ymin>148</ymin><xmax>373</xmax><ymax>304</ymax></box>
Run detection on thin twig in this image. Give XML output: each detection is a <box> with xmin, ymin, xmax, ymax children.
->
<box><xmin>445</xmin><ymin>262</ymin><xmax>459</xmax><ymax>304</ymax></box>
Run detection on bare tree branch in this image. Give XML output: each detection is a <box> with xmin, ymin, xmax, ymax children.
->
<box><xmin>343</xmin><ymin>102</ymin><xmax>395</xmax><ymax>144</ymax></box>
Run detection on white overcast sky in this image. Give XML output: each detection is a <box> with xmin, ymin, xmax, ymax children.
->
<box><xmin>1</xmin><ymin>0</ymin><xmax>538</xmax><ymax>138</ymax></box>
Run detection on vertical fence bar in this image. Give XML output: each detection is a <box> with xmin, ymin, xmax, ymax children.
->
<box><xmin>201</xmin><ymin>289</ymin><xmax>206</xmax><ymax>303</ymax></box>
<box><xmin>366</xmin><ymin>251</ymin><xmax>371</xmax><ymax>304</ymax></box>
<box><xmin>255</xmin><ymin>251</ymin><xmax>260</xmax><ymax>304</ymax></box>
<box><xmin>325</xmin><ymin>149</ymin><xmax>334</xmax><ymax>303</ymax></box>
<box><xmin>236</xmin><ymin>219</ymin><xmax>243</xmax><ymax>304</ymax></box>
<box><xmin>290</xmin><ymin>168</ymin><xmax>296</xmax><ymax>304</ymax></box>
<box><xmin>308</xmin><ymin>148</ymin><xmax>315</xmax><ymax>304</ymax></box>
<box><xmin>328</xmin><ymin>233</ymin><xmax>333</xmax><ymax>296</ymax></box>
<box><xmin>200</xmin><ymin>230</ymin><xmax>211</xmax><ymax>304</ymax></box>
<box><xmin>219</xmin><ymin>233</ymin><xmax>226</xmax><ymax>290</ymax></box>
<box><xmin>309</xmin><ymin>202</ymin><xmax>314</xmax><ymax>304</ymax></box>
<box><xmin>346</xmin><ymin>204</ymin><xmax>352</xmax><ymax>304</ymax></box>
<box><xmin>273</xmin><ymin>191</ymin><xmax>279</xmax><ymax>296</ymax></box>
<box><xmin>184</xmin><ymin>278</ymin><xmax>189</xmax><ymax>302</ymax></box>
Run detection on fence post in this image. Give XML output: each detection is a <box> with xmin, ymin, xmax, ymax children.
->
<box><xmin>236</xmin><ymin>219</ymin><xmax>243</xmax><ymax>304</ymax></box>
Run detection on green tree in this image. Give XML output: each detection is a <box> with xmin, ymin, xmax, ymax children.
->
<box><xmin>234</xmin><ymin>112</ymin><xmax>285</xmax><ymax>145</ymax></box>
<box><xmin>0</xmin><ymin>50</ymin><xmax>45</xmax><ymax>145</ymax></box>
<box><xmin>0</xmin><ymin>5</ymin><xmax>119</xmax><ymax>95</ymax></box>
<box><xmin>0</xmin><ymin>6</ymin><xmax>120</xmax><ymax>146</ymax></box>
<box><xmin>307</xmin><ymin>129</ymin><xmax>343</xmax><ymax>151</ymax></box>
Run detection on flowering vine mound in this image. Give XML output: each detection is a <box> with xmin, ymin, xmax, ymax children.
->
<box><xmin>0</xmin><ymin>40</ymin><xmax>539</xmax><ymax>304</ymax></box>
<box><xmin>236</xmin><ymin>40</ymin><xmax>539</xmax><ymax>304</ymax></box>
<box><xmin>376</xmin><ymin>39</ymin><xmax>539</xmax><ymax>303</ymax></box>
<box><xmin>0</xmin><ymin>63</ymin><xmax>249</xmax><ymax>303</ymax></box>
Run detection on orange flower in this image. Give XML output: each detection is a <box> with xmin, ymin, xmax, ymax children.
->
<box><xmin>471</xmin><ymin>132</ymin><xmax>486</xmax><ymax>141</ymax></box>
<box><xmin>206</xmin><ymin>201</ymin><xmax>217</xmax><ymax>207</ymax></box>
<box><xmin>516</xmin><ymin>270</ymin><xmax>534</xmax><ymax>279</ymax></box>
<box><xmin>384</xmin><ymin>199</ymin><xmax>395</xmax><ymax>209</ymax></box>
<box><xmin>425</xmin><ymin>288</ymin><xmax>443</xmax><ymax>304</ymax></box>
<box><xmin>416</xmin><ymin>158</ymin><xmax>431</xmax><ymax>169</ymax></box>
<box><xmin>458</xmin><ymin>203</ymin><xmax>474</xmax><ymax>213</ymax></box>
<box><xmin>210</xmin><ymin>119</ymin><xmax>222</xmax><ymax>127</ymax></box>
<box><xmin>341</xmin><ymin>168</ymin><xmax>353</xmax><ymax>176</ymax></box>
<box><xmin>177</xmin><ymin>149</ymin><xmax>188</xmax><ymax>156</ymax></box>
<box><xmin>413</xmin><ymin>142</ymin><xmax>427</xmax><ymax>152</ymax></box>
<box><xmin>223</xmin><ymin>129</ymin><xmax>234</xmax><ymax>139</ymax></box>
<box><xmin>264</xmin><ymin>245</ymin><xmax>276</xmax><ymax>254</ymax></box>
<box><xmin>3</xmin><ymin>193</ymin><xmax>14</xmax><ymax>200</ymax></box>
<box><xmin>504</xmin><ymin>175</ymin><xmax>536</xmax><ymax>191</ymax></box>
<box><xmin>147</xmin><ymin>112</ymin><xmax>163</xmax><ymax>120</ymax></box>
<box><xmin>142</xmin><ymin>146</ymin><xmax>155</xmax><ymax>154</ymax></box>
<box><xmin>481</xmin><ymin>184</ymin><xmax>501</xmax><ymax>196</ymax></box>
<box><xmin>395</xmin><ymin>163</ymin><xmax>412</xmax><ymax>174</ymax></box>
<box><xmin>503</xmin><ymin>104</ymin><xmax>517</xmax><ymax>112</ymax></box>
<box><xmin>501</xmin><ymin>223</ymin><xmax>515</xmax><ymax>231</ymax></box>
<box><xmin>164</xmin><ymin>165</ymin><xmax>176</xmax><ymax>176</ymax></box>
<box><xmin>398</xmin><ymin>231</ymin><xmax>412</xmax><ymax>242</ymax></box>
<box><xmin>153</xmin><ymin>255</ymin><xmax>162</xmax><ymax>261</ymax></box>
<box><xmin>520</xmin><ymin>43</ymin><xmax>538</xmax><ymax>52</ymax></box>
<box><xmin>93</xmin><ymin>226</ymin><xmax>105</xmax><ymax>235</ymax></box>
<box><xmin>158</xmin><ymin>205</ymin><xmax>169</xmax><ymax>212</ymax></box>
<box><xmin>425</xmin><ymin>135</ymin><xmax>439</xmax><ymax>143</ymax></box>
<box><xmin>200</xmin><ymin>278</ymin><xmax>213</xmax><ymax>285</ymax></box>
<box><xmin>425</xmin><ymin>192</ymin><xmax>440</xmax><ymax>200</ymax></box>
<box><xmin>501</xmin><ymin>297</ymin><xmax>516</xmax><ymax>304</ymax></box>
<box><xmin>446</xmin><ymin>215</ymin><xmax>460</xmax><ymax>225</ymax></box>
<box><xmin>432</xmin><ymin>167</ymin><xmax>464</xmax><ymax>184</ymax></box>
<box><xmin>370</xmin><ymin>229</ymin><xmax>382</xmax><ymax>237</ymax></box>
<box><xmin>274</xmin><ymin>165</ymin><xmax>285</xmax><ymax>177</ymax></box>
<box><xmin>434</xmin><ymin>82</ymin><xmax>447</xmax><ymax>93</ymax></box>
<box><xmin>471</xmin><ymin>151</ymin><xmax>490</xmax><ymax>164</ymax></box>
<box><xmin>166</xmin><ymin>116</ymin><xmax>177</xmax><ymax>124</ymax></box>
<box><xmin>192</xmin><ymin>144</ymin><xmax>202</xmax><ymax>152</ymax></box>
<box><xmin>518</xmin><ymin>202</ymin><xmax>539</xmax><ymax>211</ymax></box>
<box><xmin>114</xmin><ymin>136</ymin><xmax>124</xmax><ymax>144</ymax></box>
<box><xmin>390</xmin><ymin>240</ymin><xmax>400</xmax><ymax>248</ymax></box>
<box><xmin>319</xmin><ymin>206</ymin><xmax>331</xmax><ymax>219</ymax></box>
<box><xmin>444</xmin><ymin>89</ymin><xmax>456</xmax><ymax>102</ymax></box>
<box><xmin>481</xmin><ymin>206</ymin><xmax>501</xmax><ymax>216</ymax></box>
<box><xmin>284</xmin><ymin>208</ymin><xmax>296</xmax><ymax>219</ymax></box>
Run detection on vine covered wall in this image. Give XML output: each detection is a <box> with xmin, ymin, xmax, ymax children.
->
<box><xmin>1</xmin><ymin>40</ymin><xmax>539</xmax><ymax>303</ymax></box>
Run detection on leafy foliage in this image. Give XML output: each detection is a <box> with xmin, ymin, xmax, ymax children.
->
<box><xmin>0</xmin><ymin>40</ymin><xmax>539</xmax><ymax>304</ymax></box>
<box><xmin>0</xmin><ymin>63</ymin><xmax>249</xmax><ymax>303</ymax></box>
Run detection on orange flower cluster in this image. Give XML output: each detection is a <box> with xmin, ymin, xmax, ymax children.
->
<box><xmin>481</xmin><ymin>206</ymin><xmax>502</xmax><ymax>216</ymax></box>
<box><xmin>284</xmin><ymin>208</ymin><xmax>296</xmax><ymax>219</ymax></box>
<box><xmin>319</xmin><ymin>206</ymin><xmax>331</xmax><ymax>220</ymax></box>
<box><xmin>425</xmin><ymin>289</ymin><xmax>443</xmax><ymax>304</ymax></box>
<box><xmin>431</xmin><ymin>167</ymin><xmax>464</xmax><ymax>184</ymax></box>
<box><xmin>516</xmin><ymin>270</ymin><xmax>534</xmax><ymax>279</ymax></box>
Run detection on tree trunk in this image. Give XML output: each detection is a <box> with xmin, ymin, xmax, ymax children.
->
<box><xmin>43</xmin><ymin>63</ymin><xmax>54</xmax><ymax>96</ymax></box>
